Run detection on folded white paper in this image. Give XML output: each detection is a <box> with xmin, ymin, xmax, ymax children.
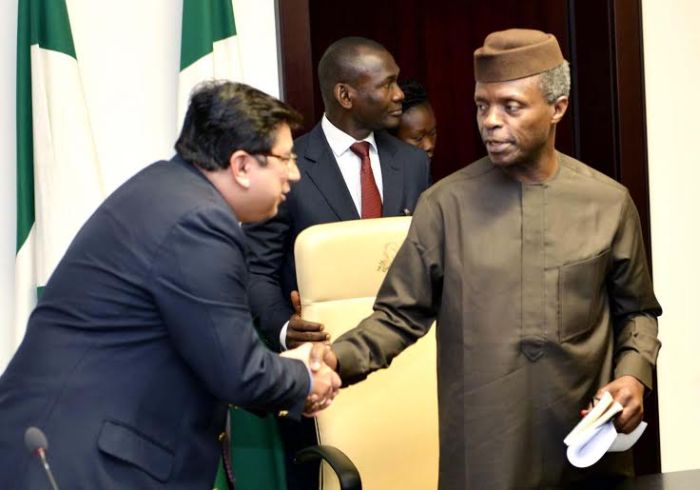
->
<box><xmin>564</xmin><ymin>391</ymin><xmax>647</xmax><ymax>468</ymax></box>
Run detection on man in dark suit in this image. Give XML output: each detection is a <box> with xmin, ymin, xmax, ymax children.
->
<box><xmin>246</xmin><ymin>36</ymin><xmax>431</xmax><ymax>352</ymax></box>
<box><xmin>0</xmin><ymin>81</ymin><xmax>340</xmax><ymax>490</ymax></box>
<box><xmin>243</xmin><ymin>36</ymin><xmax>431</xmax><ymax>488</ymax></box>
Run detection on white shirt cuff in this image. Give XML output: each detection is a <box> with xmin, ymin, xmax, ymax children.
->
<box><xmin>279</xmin><ymin>321</ymin><xmax>289</xmax><ymax>351</ymax></box>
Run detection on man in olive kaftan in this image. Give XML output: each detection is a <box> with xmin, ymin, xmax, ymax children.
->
<box><xmin>328</xmin><ymin>29</ymin><xmax>661</xmax><ymax>489</ymax></box>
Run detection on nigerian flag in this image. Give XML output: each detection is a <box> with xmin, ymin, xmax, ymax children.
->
<box><xmin>14</xmin><ymin>0</ymin><xmax>105</xmax><ymax>347</ymax></box>
<box><xmin>178</xmin><ymin>0</ymin><xmax>243</xmax><ymax>127</ymax></box>
<box><xmin>178</xmin><ymin>2</ymin><xmax>288</xmax><ymax>489</ymax></box>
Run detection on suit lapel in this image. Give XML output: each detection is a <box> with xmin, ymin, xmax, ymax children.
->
<box><xmin>376</xmin><ymin>131</ymin><xmax>405</xmax><ymax>217</ymax></box>
<box><xmin>302</xmin><ymin>125</ymin><xmax>360</xmax><ymax>220</ymax></box>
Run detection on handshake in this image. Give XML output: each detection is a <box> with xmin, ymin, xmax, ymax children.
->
<box><xmin>281</xmin><ymin>342</ymin><xmax>340</xmax><ymax>417</ymax></box>
<box><xmin>278</xmin><ymin>290</ymin><xmax>341</xmax><ymax>417</ymax></box>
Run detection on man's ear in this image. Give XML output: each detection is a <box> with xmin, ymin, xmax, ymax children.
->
<box><xmin>334</xmin><ymin>82</ymin><xmax>353</xmax><ymax>110</ymax></box>
<box><xmin>229</xmin><ymin>150</ymin><xmax>251</xmax><ymax>189</ymax></box>
<box><xmin>551</xmin><ymin>96</ymin><xmax>569</xmax><ymax>124</ymax></box>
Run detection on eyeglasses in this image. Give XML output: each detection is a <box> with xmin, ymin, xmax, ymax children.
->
<box><xmin>255</xmin><ymin>152</ymin><xmax>298</xmax><ymax>166</ymax></box>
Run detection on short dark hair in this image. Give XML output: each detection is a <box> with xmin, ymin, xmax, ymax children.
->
<box><xmin>399</xmin><ymin>79</ymin><xmax>430</xmax><ymax>112</ymax></box>
<box><xmin>175</xmin><ymin>80</ymin><xmax>302</xmax><ymax>171</ymax></box>
<box><xmin>317</xmin><ymin>36</ymin><xmax>389</xmax><ymax>108</ymax></box>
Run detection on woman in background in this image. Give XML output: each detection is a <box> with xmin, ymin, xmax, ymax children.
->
<box><xmin>392</xmin><ymin>79</ymin><xmax>437</xmax><ymax>159</ymax></box>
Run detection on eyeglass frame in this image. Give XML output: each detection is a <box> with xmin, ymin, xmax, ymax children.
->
<box><xmin>253</xmin><ymin>152</ymin><xmax>298</xmax><ymax>167</ymax></box>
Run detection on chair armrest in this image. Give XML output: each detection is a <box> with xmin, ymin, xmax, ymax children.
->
<box><xmin>295</xmin><ymin>445</ymin><xmax>362</xmax><ymax>490</ymax></box>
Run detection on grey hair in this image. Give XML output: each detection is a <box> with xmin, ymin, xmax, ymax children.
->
<box><xmin>538</xmin><ymin>61</ymin><xmax>571</xmax><ymax>104</ymax></box>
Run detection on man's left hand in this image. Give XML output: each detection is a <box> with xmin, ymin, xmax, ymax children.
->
<box><xmin>286</xmin><ymin>290</ymin><xmax>330</xmax><ymax>348</ymax></box>
<box><xmin>586</xmin><ymin>375</ymin><xmax>646</xmax><ymax>434</ymax></box>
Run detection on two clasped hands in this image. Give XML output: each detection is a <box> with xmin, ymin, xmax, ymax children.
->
<box><xmin>279</xmin><ymin>291</ymin><xmax>340</xmax><ymax>417</ymax></box>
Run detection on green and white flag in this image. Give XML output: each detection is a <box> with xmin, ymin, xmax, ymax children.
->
<box><xmin>14</xmin><ymin>0</ymin><xmax>105</xmax><ymax>346</ymax></box>
<box><xmin>178</xmin><ymin>0</ymin><xmax>243</xmax><ymax>128</ymax></box>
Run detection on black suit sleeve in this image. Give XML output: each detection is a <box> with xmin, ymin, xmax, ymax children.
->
<box><xmin>243</xmin><ymin>203</ymin><xmax>295</xmax><ymax>352</ymax></box>
<box><xmin>149</xmin><ymin>204</ymin><xmax>308</xmax><ymax>417</ymax></box>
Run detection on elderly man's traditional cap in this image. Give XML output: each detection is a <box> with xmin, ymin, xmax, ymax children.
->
<box><xmin>474</xmin><ymin>28</ymin><xmax>564</xmax><ymax>82</ymax></box>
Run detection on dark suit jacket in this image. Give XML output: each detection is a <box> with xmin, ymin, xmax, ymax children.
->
<box><xmin>0</xmin><ymin>156</ymin><xmax>310</xmax><ymax>490</ymax></box>
<box><xmin>244</xmin><ymin>123</ymin><xmax>431</xmax><ymax>351</ymax></box>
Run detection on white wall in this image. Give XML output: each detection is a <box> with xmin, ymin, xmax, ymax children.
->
<box><xmin>642</xmin><ymin>0</ymin><xmax>700</xmax><ymax>473</ymax></box>
<box><xmin>0</xmin><ymin>0</ymin><xmax>282</xmax><ymax>371</ymax></box>
<box><xmin>0</xmin><ymin>0</ymin><xmax>19</xmax><ymax>370</ymax></box>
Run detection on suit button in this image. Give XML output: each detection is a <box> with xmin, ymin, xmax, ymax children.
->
<box><xmin>278</xmin><ymin>410</ymin><xmax>289</xmax><ymax>418</ymax></box>
<box><xmin>218</xmin><ymin>432</ymin><xmax>227</xmax><ymax>442</ymax></box>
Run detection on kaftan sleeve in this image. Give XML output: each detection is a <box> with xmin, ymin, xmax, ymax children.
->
<box><xmin>333</xmin><ymin>194</ymin><xmax>444</xmax><ymax>386</ymax></box>
<box><xmin>608</xmin><ymin>192</ymin><xmax>662</xmax><ymax>389</ymax></box>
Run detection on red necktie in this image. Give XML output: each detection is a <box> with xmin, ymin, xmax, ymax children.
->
<box><xmin>350</xmin><ymin>141</ymin><xmax>382</xmax><ymax>219</ymax></box>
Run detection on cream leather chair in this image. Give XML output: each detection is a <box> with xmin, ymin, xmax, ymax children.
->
<box><xmin>294</xmin><ymin>217</ymin><xmax>439</xmax><ymax>490</ymax></box>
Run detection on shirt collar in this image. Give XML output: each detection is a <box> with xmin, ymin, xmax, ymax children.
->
<box><xmin>321</xmin><ymin>114</ymin><xmax>377</xmax><ymax>157</ymax></box>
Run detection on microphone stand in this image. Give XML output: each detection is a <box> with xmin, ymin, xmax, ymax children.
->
<box><xmin>35</xmin><ymin>448</ymin><xmax>60</xmax><ymax>490</ymax></box>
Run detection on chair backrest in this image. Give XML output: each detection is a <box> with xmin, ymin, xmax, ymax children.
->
<box><xmin>295</xmin><ymin>217</ymin><xmax>439</xmax><ymax>490</ymax></box>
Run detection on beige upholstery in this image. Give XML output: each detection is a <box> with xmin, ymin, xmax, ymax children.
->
<box><xmin>294</xmin><ymin>217</ymin><xmax>439</xmax><ymax>490</ymax></box>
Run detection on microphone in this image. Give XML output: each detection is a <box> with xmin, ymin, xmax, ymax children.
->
<box><xmin>25</xmin><ymin>427</ymin><xmax>60</xmax><ymax>490</ymax></box>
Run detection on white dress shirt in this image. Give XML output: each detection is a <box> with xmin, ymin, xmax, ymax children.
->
<box><xmin>320</xmin><ymin>114</ymin><xmax>384</xmax><ymax>214</ymax></box>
